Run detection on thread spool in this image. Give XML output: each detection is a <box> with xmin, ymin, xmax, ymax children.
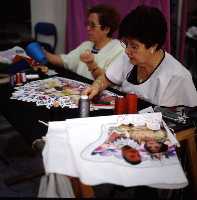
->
<box><xmin>20</xmin><ymin>72</ymin><xmax>27</xmax><ymax>83</ymax></box>
<box><xmin>9</xmin><ymin>75</ymin><xmax>15</xmax><ymax>87</ymax></box>
<box><xmin>114</xmin><ymin>96</ymin><xmax>127</xmax><ymax>114</ymax></box>
<box><xmin>126</xmin><ymin>93</ymin><xmax>138</xmax><ymax>114</ymax></box>
<box><xmin>79</xmin><ymin>95</ymin><xmax>90</xmax><ymax>118</ymax></box>
<box><xmin>15</xmin><ymin>73</ymin><xmax>22</xmax><ymax>86</ymax></box>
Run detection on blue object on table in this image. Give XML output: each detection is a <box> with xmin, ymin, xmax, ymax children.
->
<box><xmin>25</xmin><ymin>42</ymin><xmax>47</xmax><ymax>65</ymax></box>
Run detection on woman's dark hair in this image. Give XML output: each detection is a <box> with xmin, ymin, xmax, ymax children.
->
<box><xmin>118</xmin><ymin>5</ymin><xmax>167</xmax><ymax>50</ymax></box>
<box><xmin>88</xmin><ymin>4</ymin><xmax>120</xmax><ymax>37</ymax></box>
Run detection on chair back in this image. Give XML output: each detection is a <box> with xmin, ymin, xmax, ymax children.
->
<box><xmin>34</xmin><ymin>22</ymin><xmax>57</xmax><ymax>53</ymax></box>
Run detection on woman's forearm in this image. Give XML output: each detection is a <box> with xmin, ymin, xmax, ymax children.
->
<box><xmin>92</xmin><ymin>74</ymin><xmax>111</xmax><ymax>93</ymax></box>
<box><xmin>45</xmin><ymin>51</ymin><xmax>64</xmax><ymax>66</ymax></box>
<box><xmin>87</xmin><ymin>61</ymin><xmax>105</xmax><ymax>79</ymax></box>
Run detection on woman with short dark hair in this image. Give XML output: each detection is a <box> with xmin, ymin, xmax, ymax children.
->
<box><xmin>87</xmin><ymin>4</ymin><xmax>120</xmax><ymax>38</ymax></box>
<box><xmin>84</xmin><ymin>5</ymin><xmax>197</xmax><ymax>107</ymax></box>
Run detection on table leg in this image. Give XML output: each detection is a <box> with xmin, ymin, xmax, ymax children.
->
<box><xmin>176</xmin><ymin>128</ymin><xmax>197</xmax><ymax>194</ymax></box>
<box><xmin>80</xmin><ymin>183</ymin><xmax>95</xmax><ymax>198</ymax></box>
<box><xmin>185</xmin><ymin>134</ymin><xmax>197</xmax><ymax>192</ymax></box>
<box><xmin>69</xmin><ymin>177</ymin><xmax>94</xmax><ymax>198</ymax></box>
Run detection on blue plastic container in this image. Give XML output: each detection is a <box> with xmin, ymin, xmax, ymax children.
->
<box><xmin>25</xmin><ymin>42</ymin><xmax>47</xmax><ymax>65</ymax></box>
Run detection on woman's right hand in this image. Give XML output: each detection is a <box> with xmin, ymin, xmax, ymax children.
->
<box><xmin>82</xmin><ymin>85</ymin><xmax>99</xmax><ymax>99</ymax></box>
<box><xmin>80</xmin><ymin>50</ymin><xmax>94</xmax><ymax>65</ymax></box>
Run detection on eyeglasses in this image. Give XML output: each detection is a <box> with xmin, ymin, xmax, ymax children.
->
<box><xmin>85</xmin><ymin>21</ymin><xmax>101</xmax><ymax>29</ymax></box>
<box><xmin>120</xmin><ymin>40</ymin><xmax>139</xmax><ymax>53</ymax></box>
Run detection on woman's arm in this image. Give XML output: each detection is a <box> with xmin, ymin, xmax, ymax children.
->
<box><xmin>82</xmin><ymin>74</ymin><xmax>112</xmax><ymax>99</ymax></box>
<box><xmin>44</xmin><ymin>50</ymin><xmax>64</xmax><ymax>67</ymax></box>
<box><xmin>86</xmin><ymin>60</ymin><xmax>105</xmax><ymax>79</ymax></box>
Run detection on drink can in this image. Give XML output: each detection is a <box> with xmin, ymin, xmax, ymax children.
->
<box><xmin>79</xmin><ymin>95</ymin><xmax>90</xmax><ymax>117</ymax></box>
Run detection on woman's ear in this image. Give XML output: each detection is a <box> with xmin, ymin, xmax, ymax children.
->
<box><xmin>104</xmin><ymin>27</ymin><xmax>110</xmax><ymax>35</ymax></box>
<box><xmin>150</xmin><ymin>45</ymin><xmax>158</xmax><ymax>54</ymax></box>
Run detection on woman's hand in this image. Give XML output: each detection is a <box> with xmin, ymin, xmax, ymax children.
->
<box><xmin>82</xmin><ymin>85</ymin><xmax>99</xmax><ymax>99</ymax></box>
<box><xmin>80</xmin><ymin>50</ymin><xmax>94</xmax><ymax>65</ymax></box>
<box><xmin>80</xmin><ymin>49</ymin><xmax>104</xmax><ymax>79</ymax></box>
<box><xmin>82</xmin><ymin>75</ymin><xmax>111</xmax><ymax>99</ymax></box>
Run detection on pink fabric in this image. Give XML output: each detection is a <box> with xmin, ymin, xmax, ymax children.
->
<box><xmin>65</xmin><ymin>0</ymin><xmax>170</xmax><ymax>53</ymax></box>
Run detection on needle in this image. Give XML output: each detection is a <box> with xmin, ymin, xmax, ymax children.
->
<box><xmin>38</xmin><ymin>120</ymin><xmax>48</xmax><ymax>127</ymax></box>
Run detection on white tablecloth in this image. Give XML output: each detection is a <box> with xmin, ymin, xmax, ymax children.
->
<box><xmin>42</xmin><ymin>113</ymin><xmax>188</xmax><ymax>189</ymax></box>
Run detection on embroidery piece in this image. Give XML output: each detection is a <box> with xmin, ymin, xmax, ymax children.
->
<box><xmin>81</xmin><ymin>116</ymin><xmax>177</xmax><ymax>168</ymax></box>
<box><xmin>10</xmin><ymin>77</ymin><xmax>117</xmax><ymax>109</ymax></box>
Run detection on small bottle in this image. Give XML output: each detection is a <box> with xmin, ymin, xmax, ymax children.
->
<box><xmin>79</xmin><ymin>95</ymin><xmax>90</xmax><ymax>118</ymax></box>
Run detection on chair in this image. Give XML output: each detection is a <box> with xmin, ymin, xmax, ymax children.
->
<box><xmin>34</xmin><ymin>22</ymin><xmax>57</xmax><ymax>53</ymax></box>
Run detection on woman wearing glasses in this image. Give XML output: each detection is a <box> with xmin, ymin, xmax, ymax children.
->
<box><xmin>84</xmin><ymin>5</ymin><xmax>197</xmax><ymax>107</ymax></box>
<box><xmin>44</xmin><ymin>4</ymin><xmax>123</xmax><ymax>80</ymax></box>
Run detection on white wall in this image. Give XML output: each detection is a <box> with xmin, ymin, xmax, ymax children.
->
<box><xmin>30</xmin><ymin>0</ymin><xmax>67</xmax><ymax>53</ymax></box>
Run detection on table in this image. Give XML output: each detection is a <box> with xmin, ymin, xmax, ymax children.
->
<box><xmin>43</xmin><ymin>118</ymin><xmax>197</xmax><ymax>198</ymax></box>
<box><xmin>0</xmin><ymin>68</ymin><xmax>150</xmax><ymax>144</ymax></box>
<box><xmin>0</xmin><ymin>69</ymin><xmax>197</xmax><ymax>197</ymax></box>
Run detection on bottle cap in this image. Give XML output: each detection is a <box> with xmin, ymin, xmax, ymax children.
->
<box><xmin>80</xmin><ymin>95</ymin><xmax>89</xmax><ymax>99</ymax></box>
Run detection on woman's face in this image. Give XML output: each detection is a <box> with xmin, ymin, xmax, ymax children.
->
<box><xmin>86</xmin><ymin>13</ymin><xmax>109</xmax><ymax>43</ymax></box>
<box><xmin>122</xmin><ymin>146</ymin><xmax>141</xmax><ymax>164</ymax></box>
<box><xmin>146</xmin><ymin>140</ymin><xmax>162</xmax><ymax>153</ymax></box>
<box><xmin>121</xmin><ymin>38</ymin><xmax>151</xmax><ymax>66</ymax></box>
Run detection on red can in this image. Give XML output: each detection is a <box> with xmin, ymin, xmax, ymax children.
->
<box><xmin>114</xmin><ymin>96</ymin><xmax>127</xmax><ymax>115</ymax></box>
<box><xmin>126</xmin><ymin>93</ymin><xmax>138</xmax><ymax>114</ymax></box>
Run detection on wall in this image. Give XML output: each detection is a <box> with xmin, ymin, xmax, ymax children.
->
<box><xmin>30</xmin><ymin>0</ymin><xmax>67</xmax><ymax>53</ymax></box>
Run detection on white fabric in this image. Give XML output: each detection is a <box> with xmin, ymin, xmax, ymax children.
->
<box><xmin>38</xmin><ymin>174</ymin><xmax>75</xmax><ymax>198</ymax></box>
<box><xmin>43</xmin><ymin>121</ymin><xmax>78</xmax><ymax>177</ymax></box>
<box><xmin>60</xmin><ymin>39</ymin><xmax>124</xmax><ymax>80</ymax></box>
<box><xmin>0</xmin><ymin>46</ymin><xmax>29</xmax><ymax>64</ymax></box>
<box><xmin>106</xmin><ymin>52</ymin><xmax>197</xmax><ymax>107</ymax></box>
<box><xmin>42</xmin><ymin>113</ymin><xmax>188</xmax><ymax>189</ymax></box>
